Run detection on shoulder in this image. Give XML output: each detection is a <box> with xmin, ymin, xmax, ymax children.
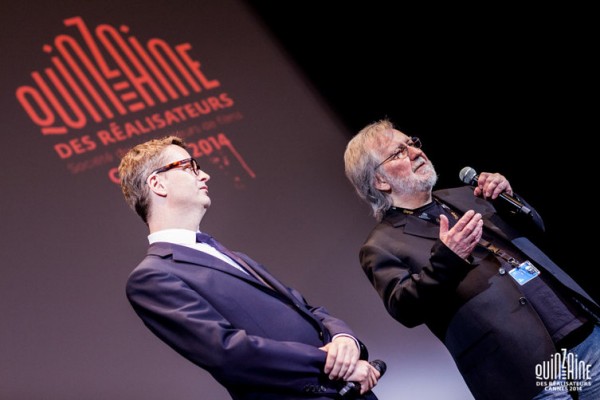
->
<box><xmin>126</xmin><ymin>244</ymin><xmax>181</xmax><ymax>288</ymax></box>
<box><xmin>364</xmin><ymin>216</ymin><xmax>403</xmax><ymax>247</ymax></box>
<box><xmin>361</xmin><ymin>216</ymin><xmax>415</xmax><ymax>265</ymax></box>
<box><xmin>433</xmin><ymin>185</ymin><xmax>474</xmax><ymax>201</ymax></box>
<box><xmin>434</xmin><ymin>185</ymin><xmax>495</xmax><ymax>215</ymax></box>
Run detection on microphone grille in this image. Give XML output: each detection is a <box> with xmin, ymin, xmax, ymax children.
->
<box><xmin>459</xmin><ymin>166</ymin><xmax>477</xmax><ymax>184</ymax></box>
<box><xmin>370</xmin><ymin>359</ymin><xmax>387</xmax><ymax>376</ymax></box>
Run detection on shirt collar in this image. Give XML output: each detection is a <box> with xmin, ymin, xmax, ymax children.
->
<box><xmin>148</xmin><ymin>229</ymin><xmax>197</xmax><ymax>245</ymax></box>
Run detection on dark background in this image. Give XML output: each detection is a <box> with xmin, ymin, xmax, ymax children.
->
<box><xmin>245</xmin><ymin>2</ymin><xmax>597</xmax><ymax>301</ymax></box>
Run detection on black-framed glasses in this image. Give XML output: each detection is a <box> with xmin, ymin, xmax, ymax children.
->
<box><xmin>148</xmin><ymin>158</ymin><xmax>200</xmax><ymax>178</ymax></box>
<box><xmin>374</xmin><ymin>137</ymin><xmax>421</xmax><ymax>170</ymax></box>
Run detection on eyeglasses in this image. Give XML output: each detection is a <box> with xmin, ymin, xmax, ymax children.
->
<box><xmin>374</xmin><ymin>137</ymin><xmax>421</xmax><ymax>170</ymax></box>
<box><xmin>148</xmin><ymin>158</ymin><xmax>200</xmax><ymax>178</ymax></box>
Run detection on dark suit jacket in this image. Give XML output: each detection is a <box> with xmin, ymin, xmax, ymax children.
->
<box><xmin>126</xmin><ymin>241</ymin><xmax>377</xmax><ymax>400</ymax></box>
<box><xmin>360</xmin><ymin>186</ymin><xmax>599</xmax><ymax>400</ymax></box>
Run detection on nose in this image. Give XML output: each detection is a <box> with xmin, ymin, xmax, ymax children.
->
<box><xmin>408</xmin><ymin>144</ymin><xmax>422</xmax><ymax>160</ymax></box>
<box><xmin>198</xmin><ymin>169</ymin><xmax>210</xmax><ymax>182</ymax></box>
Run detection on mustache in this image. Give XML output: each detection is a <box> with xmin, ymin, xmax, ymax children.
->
<box><xmin>412</xmin><ymin>156</ymin><xmax>428</xmax><ymax>172</ymax></box>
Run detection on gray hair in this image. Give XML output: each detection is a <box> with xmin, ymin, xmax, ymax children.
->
<box><xmin>344</xmin><ymin>119</ymin><xmax>395</xmax><ymax>221</ymax></box>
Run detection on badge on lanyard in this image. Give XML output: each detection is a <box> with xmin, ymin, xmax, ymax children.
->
<box><xmin>508</xmin><ymin>260</ymin><xmax>540</xmax><ymax>285</ymax></box>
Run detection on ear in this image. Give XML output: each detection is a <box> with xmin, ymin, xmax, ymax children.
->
<box><xmin>147</xmin><ymin>174</ymin><xmax>168</xmax><ymax>197</ymax></box>
<box><xmin>374</xmin><ymin>173</ymin><xmax>391</xmax><ymax>192</ymax></box>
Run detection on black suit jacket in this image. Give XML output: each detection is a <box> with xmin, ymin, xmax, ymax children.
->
<box><xmin>360</xmin><ymin>186</ymin><xmax>599</xmax><ymax>400</ymax></box>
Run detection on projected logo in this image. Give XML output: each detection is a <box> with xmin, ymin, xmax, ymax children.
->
<box><xmin>15</xmin><ymin>16</ymin><xmax>255</xmax><ymax>185</ymax></box>
<box><xmin>535</xmin><ymin>348</ymin><xmax>592</xmax><ymax>394</ymax></box>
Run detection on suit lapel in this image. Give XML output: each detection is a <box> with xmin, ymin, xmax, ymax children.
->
<box><xmin>236</xmin><ymin>254</ymin><xmax>329</xmax><ymax>333</ymax></box>
<box><xmin>385</xmin><ymin>205</ymin><xmax>442</xmax><ymax>240</ymax></box>
<box><xmin>148</xmin><ymin>242</ymin><xmax>304</xmax><ymax>305</ymax></box>
<box><xmin>235</xmin><ymin>253</ymin><xmax>296</xmax><ymax>297</ymax></box>
<box><xmin>148</xmin><ymin>243</ymin><xmax>267</xmax><ymax>288</ymax></box>
<box><xmin>147</xmin><ymin>243</ymin><xmax>332</xmax><ymax>333</ymax></box>
<box><xmin>434</xmin><ymin>187</ymin><xmax>516</xmax><ymax>243</ymax></box>
<box><xmin>384</xmin><ymin>187</ymin><xmax>520</xmax><ymax>244</ymax></box>
<box><xmin>399</xmin><ymin>214</ymin><xmax>439</xmax><ymax>239</ymax></box>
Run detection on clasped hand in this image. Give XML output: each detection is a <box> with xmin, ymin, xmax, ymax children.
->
<box><xmin>320</xmin><ymin>336</ymin><xmax>380</xmax><ymax>394</ymax></box>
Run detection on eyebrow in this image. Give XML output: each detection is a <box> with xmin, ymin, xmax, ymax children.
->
<box><xmin>393</xmin><ymin>140</ymin><xmax>410</xmax><ymax>150</ymax></box>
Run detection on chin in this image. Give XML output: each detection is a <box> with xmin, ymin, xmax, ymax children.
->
<box><xmin>418</xmin><ymin>166</ymin><xmax>437</xmax><ymax>190</ymax></box>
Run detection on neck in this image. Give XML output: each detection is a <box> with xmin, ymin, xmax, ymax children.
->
<box><xmin>392</xmin><ymin>191</ymin><xmax>432</xmax><ymax>210</ymax></box>
<box><xmin>148</xmin><ymin>208</ymin><xmax>204</xmax><ymax>234</ymax></box>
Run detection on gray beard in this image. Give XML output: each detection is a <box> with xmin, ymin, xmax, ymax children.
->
<box><xmin>387</xmin><ymin>158</ymin><xmax>438</xmax><ymax>197</ymax></box>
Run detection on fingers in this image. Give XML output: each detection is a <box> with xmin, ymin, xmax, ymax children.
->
<box><xmin>440</xmin><ymin>210</ymin><xmax>483</xmax><ymax>259</ymax></box>
<box><xmin>344</xmin><ymin>360</ymin><xmax>380</xmax><ymax>394</ymax></box>
<box><xmin>322</xmin><ymin>337</ymin><xmax>359</xmax><ymax>380</ymax></box>
<box><xmin>319</xmin><ymin>343</ymin><xmax>333</xmax><ymax>373</ymax></box>
<box><xmin>361</xmin><ymin>364</ymin><xmax>380</xmax><ymax>394</ymax></box>
<box><xmin>363</xmin><ymin>363</ymin><xmax>381</xmax><ymax>394</ymax></box>
<box><xmin>453</xmin><ymin>210</ymin><xmax>479</xmax><ymax>232</ymax></box>
<box><xmin>475</xmin><ymin>172</ymin><xmax>513</xmax><ymax>199</ymax></box>
<box><xmin>327</xmin><ymin>351</ymin><xmax>352</xmax><ymax>380</ymax></box>
<box><xmin>439</xmin><ymin>214</ymin><xmax>449</xmax><ymax>236</ymax></box>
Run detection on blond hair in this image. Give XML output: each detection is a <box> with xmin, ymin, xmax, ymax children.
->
<box><xmin>118</xmin><ymin>136</ymin><xmax>187</xmax><ymax>224</ymax></box>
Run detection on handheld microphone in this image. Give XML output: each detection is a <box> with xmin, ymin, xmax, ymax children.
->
<box><xmin>459</xmin><ymin>166</ymin><xmax>532</xmax><ymax>217</ymax></box>
<box><xmin>338</xmin><ymin>359</ymin><xmax>387</xmax><ymax>398</ymax></box>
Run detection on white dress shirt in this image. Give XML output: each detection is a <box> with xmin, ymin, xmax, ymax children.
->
<box><xmin>148</xmin><ymin>229</ymin><xmax>248</xmax><ymax>274</ymax></box>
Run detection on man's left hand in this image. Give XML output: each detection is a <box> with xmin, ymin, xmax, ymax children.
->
<box><xmin>473</xmin><ymin>172</ymin><xmax>513</xmax><ymax>199</ymax></box>
<box><xmin>320</xmin><ymin>336</ymin><xmax>360</xmax><ymax>380</ymax></box>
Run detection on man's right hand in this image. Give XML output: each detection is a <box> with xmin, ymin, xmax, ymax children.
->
<box><xmin>342</xmin><ymin>359</ymin><xmax>381</xmax><ymax>395</ymax></box>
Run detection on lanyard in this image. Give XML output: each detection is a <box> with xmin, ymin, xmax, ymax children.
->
<box><xmin>402</xmin><ymin>200</ymin><xmax>522</xmax><ymax>267</ymax></box>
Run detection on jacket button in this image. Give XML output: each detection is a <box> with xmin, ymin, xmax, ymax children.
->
<box><xmin>498</xmin><ymin>268</ymin><xmax>506</xmax><ymax>275</ymax></box>
<box><xmin>519</xmin><ymin>297</ymin><xmax>527</xmax><ymax>305</ymax></box>
<box><xmin>303</xmin><ymin>384</ymin><xmax>315</xmax><ymax>393</ymax></box>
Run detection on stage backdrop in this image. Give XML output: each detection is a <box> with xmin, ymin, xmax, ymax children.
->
<box><xmin>1</xmin><ymin>1</ymin><xmax>474</xmax><ymax>399</ymax></box>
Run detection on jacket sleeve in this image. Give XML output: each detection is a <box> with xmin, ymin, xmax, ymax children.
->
<box><xmin>494</xmin><ymin>190</ymin><xmax>545</xmax><ymax>234</ymax></box>
<box><xmin>126</xmin><ymin>264</ymin><xmax>356</xmax><ymax>396</ymax></box>
<box><xmin>287</xmin><ymin>286</ymin><xmax>358</xmax><ymax>339</ymax></box>
<box><xmin>360</xmin><ymin>233</ymin><xmax>474</xmax><ymax>328</ymax></box>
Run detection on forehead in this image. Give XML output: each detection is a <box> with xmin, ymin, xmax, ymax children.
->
<box><xmin>374</xmin><ymin>129</ymin><xmax>410</xmax><ymax>152</ymax></box>
<box><xmin>162</xmin><ymin>144</ymin><xmax>191</xmax><ymax>162</ymax></box>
